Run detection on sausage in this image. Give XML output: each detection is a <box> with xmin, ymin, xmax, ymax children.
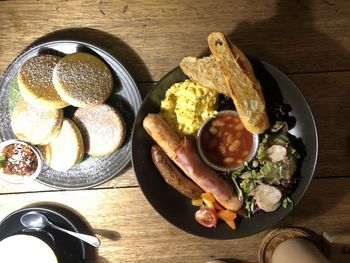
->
<box><xmin>143</xmin><ymin>113</ymin><xmax>180</xmax><ymax>160</ymax></box>
<box><xmin>175</xmin><ymin>137</ymin><xmax>242</xmax><ymax>211</ymax></box>
<box><xmin>143</xmin><ymin>113</ymin><xmax>242</xmax><ymax>211</ymax></box>
<box><xmin>151</xmin><ymin>145</ymin><xmax>203</xmax><ymax>199</ymax></box>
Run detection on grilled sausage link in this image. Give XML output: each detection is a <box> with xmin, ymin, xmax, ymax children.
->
<box><xmin>151</xmin><ymin>145</ymin><xmax>203</xmax><ymax>199</ymax></box>
<box><xmin>143</xmin><ymin>113</ymin><xmax>242</xmax><ymax>211</ymax></box>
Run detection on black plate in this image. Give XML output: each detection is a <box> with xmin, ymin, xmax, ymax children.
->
<box><xmin>0</xmin><ymin>40</ymin><xmax>142</xmax><ymax>189</ymax></box>
<box><xmin>131</xmin><ymin>59</ymin><xmax>318</xmax><ymax>239</ymax></box>
<box><xmin>0</xmin><ymin>207</ymin><xmax>86</xmax><ymax>262</ymax></box>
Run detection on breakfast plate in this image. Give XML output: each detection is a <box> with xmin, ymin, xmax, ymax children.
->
<box><xmin>0</xmin><ymin>207</ymin><xmax>86</xmax><ymax>262</ymax></box>
<box><xmin>132</xmin><ymin>59</ymin><xmax>318</xmax><ymax>239</ymax></box>
<box><xmin>0</xmin><ymin>40</ymin><xmax>142</xmax><ymax>189</ymax></box>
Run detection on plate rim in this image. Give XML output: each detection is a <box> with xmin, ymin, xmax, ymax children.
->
<box><xmin>0</xmin><ymin>206</ymin><xmax>86</xmax><ymax>260</ymax></box>
<box><xmin>131</xmin><ymin>60</ymin><xmax>319</xmax><ymax>239</ymax></box>
<box><xmin>0</xmin><ymin>39</ymin><xmax>142</xmax><ymax>190</ymax></box>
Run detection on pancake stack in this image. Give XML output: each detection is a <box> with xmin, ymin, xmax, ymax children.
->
<box><xmin>11</xmin><ymin>52</ymin><xmax>126</xmax><ymax>171</ymax></box>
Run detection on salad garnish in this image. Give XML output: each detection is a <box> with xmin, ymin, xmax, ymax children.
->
<box><xmin>231</xmin><ymin>122</ymin><xmax>300</xmax><ymax>217</ymax></box>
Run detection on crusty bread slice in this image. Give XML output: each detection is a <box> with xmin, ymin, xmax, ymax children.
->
<box><xmin>208</xmin><ymin>32</ymin><xmax>270</xmax><ymax>134</ymax></box>
<box><xmin>40</xmin><ymin>118</ymin><xmax>84</xmax><ymax>171</ymax></box>
<box><xmin>180</xmin><ymin>55</ymin><xmax>229</xmax><ymax>96</ymax></box>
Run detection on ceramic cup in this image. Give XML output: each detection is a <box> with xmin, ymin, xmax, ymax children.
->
<box><xmin>271</xmin><ymin>238</ymin><xmax>330</xmax><ymax>263</ymax></box>
<box><xmin>0</xmin><ymin>234</ymin><xmax>58</xmax><ymax>263</ymax></box>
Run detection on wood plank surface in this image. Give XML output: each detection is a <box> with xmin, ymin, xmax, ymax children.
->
<box><xmin>0</xmin><ymin>177</ymin><xmax>348</xmax><ymax>263</ymax></box>
<box><xmin>0</xmin><ymin>70</ymin><xmax>348</xmax><ymax>195</ymax></box>
<box><xmin>0</xmin><ymin>1</ymin><xmax>349</xmax><ymax>262</ymax></box>
<box><xmin>0</xmin><ymin>0</ymin><xmax>349</xmax><ymax>82</ymax></box>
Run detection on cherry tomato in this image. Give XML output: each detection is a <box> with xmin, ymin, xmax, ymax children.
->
<box><xmin>195</xmin><ymin>207</ymin><xmax>218</xmax><ymax>228</ymax></box>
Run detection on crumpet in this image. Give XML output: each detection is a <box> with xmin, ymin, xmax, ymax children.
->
<box><xmin>18</xmin><ymin>54</ymin><xmax>69</xmax><ymax>109</ymax></box>
<box><xmin>11</xmin><ymin>98</ymin><xmax>63</xmax><ymax>145</ymax></box>
<box><xmin>53</xmin><ymin>52</ymin><xmax>113</xmax><ymax>108</ymax></box>
<box><xmin>73</xmin><ymin>104</ymin><xmax>125</xmax><ymax>156</ymax></box>
<box><xmin>40</xmin><ymin>118</ymin><xmax>84</xmax><ymax>171</ymax></box>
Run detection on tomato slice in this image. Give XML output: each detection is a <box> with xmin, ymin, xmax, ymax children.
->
<box><xmin>195</xmin><ymin>207</ymin><xmax>218</xmax><ymax>228</ymax></box>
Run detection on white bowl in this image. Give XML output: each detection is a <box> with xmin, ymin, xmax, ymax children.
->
<box><xmin>0</xmin><ymin>139</ymin><xmax>43</xmax><ymax>184</ymax></box>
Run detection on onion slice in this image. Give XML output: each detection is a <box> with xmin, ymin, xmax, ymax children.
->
<box><xmin>267</xmin><ymin>145</ymin><xmax>287</xmax><ymax>163</ymax></box>
<box><xmin>253</xmin><ymin>184</ymin><xmax>282</xmax><ymax>212</ymax></box>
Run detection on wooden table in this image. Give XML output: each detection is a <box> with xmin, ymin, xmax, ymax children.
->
<box><xmin>0</xmin><ymin>1</ymin><xmax>349</xmax><ymax>262</ymax></box>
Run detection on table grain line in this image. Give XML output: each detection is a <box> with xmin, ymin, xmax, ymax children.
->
<box><xmin>1</xmin><ymin>176</ymin><xmax>347</xmax><ymax>196</ymax></box>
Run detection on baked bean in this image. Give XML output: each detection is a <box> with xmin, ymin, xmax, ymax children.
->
<box><xmin>218</xmin><ymin>143</ymin><xmax>227</xmax><ymax>155</ymax></box>
<box><xmin>200</xmin><ymin>112</ymin><xmax>253</xmax><ymax>168</ymax></box>
<box><xmin>209</xmin><ymin>126</ymin><xmax>218</xmax><ymax>134</ymax></box>
<box><xmin>235</xmin><ymin>123</ymin><xmax>244</xmax><ymax>130</ymax></box>
<box><xmin>224</xmin><ymin>157</ymin><xmax>235</xmax><ymax>164</ymax></box>
<box><xmin>212</xmin><ymin>119</ymin><xmax>225</xmax><ymax>127</ymax></box>
<box><xmin>226</xmin><ymin>134</ymin><xmax>234</xmax><ymax>144</ymax></box>
<box><xmin>229</xmin><ymin>140</ymin><xmax>240</xmax><ymax>152</ymax></box>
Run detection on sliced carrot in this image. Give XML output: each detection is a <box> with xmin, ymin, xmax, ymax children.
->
<box><xmin>218</xmin><ymin>210</ymin><xmax>237</xmax><ymax>230</ymax></box>
<box><xmin>201</xmin><ymin>192</ymin><xmax>215</xmax><ymax>209</ymax></box>
<box><xmin>191</xmin><ymin>198</ymin><xmax>203</xmax><ymax>207</ymax></box>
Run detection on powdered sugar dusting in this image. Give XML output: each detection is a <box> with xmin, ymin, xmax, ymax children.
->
<box><xmin>54</xmin><ymin>53</ymin><xmax>113</xmax><ymax>106</ymax></box>
<box><xmin>11</xmin><ymin>99</ymin><xmax>62</xmax><ymax>145</ymax></box>
<box><xmin>18</xmin><ymin>55</ymin><xmax>64</xmax><ymax>104</ymax></box>
<box><xmin>73</xmin><ymin>104</ymin><xmax>125</xmax><ymax>156</ymax></box>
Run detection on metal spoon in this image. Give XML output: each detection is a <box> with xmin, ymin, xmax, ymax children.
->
<box><xmin>20</xmin><ymin>211</ymin><xmax>100</xmax><ymax>248</ymax></box>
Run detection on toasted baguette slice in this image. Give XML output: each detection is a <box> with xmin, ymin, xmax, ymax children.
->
<box><xmin>180</xmin><ymin>55</ymin><xmax>229</xmax><ymax>96</ymax></box>
<box><xmin>208</xmin><ymin>32</ymin><xmax>269</xmax><ymax>134</ymax></box>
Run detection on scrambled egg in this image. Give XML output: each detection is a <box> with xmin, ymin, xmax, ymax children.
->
<box><xmin>160</xmin><ymin>80</ymin><xmax>218</xmax><ymax>135</ymax></box>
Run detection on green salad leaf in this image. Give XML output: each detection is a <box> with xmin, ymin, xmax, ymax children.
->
<box><xmin>8</xmin><ymin>76</ymin><xmax>21</xmax><ymax>113</ymax></box>
<box><xmin>0</xmin><ymin>155</ymin><xmax>5</xmax><ymax>168</ymax></box>
<box><xmin>231</xmin><ymin>127</ymin><xmax>300</xmax><ymax>217</ymax></box>
<box><xmin>282</xmin><ymin>197</ymin><xmax>294</xmax><ymax>208</ymax></box>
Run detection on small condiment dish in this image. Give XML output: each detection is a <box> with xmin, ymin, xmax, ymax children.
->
<box><xmin>0</xmin><ymin>139</ymin><xmax>43</xmax><ymax>184</ymax></box>
<box><xmin>197</xmin><ymin>110</ymin><xmax>259</xmax><ymax>172</ymax></box>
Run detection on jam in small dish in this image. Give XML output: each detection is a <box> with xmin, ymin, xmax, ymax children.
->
<box><xmin>0</xmin><ymin>140</ymin><xmax>43</xmax><ymax>184</ymax></box>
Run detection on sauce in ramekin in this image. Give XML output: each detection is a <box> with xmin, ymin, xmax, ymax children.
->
<box><xmin>197</xmin><ymin>110</ymin><xmax>259</xmax><ymax>171</ymax></box>
<box><xmin>1</xmin><ymin>143</ymin><xmax>38</xmax><ymax>176</ymax></box>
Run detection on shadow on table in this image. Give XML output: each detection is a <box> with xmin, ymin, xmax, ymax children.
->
<box><xmin>227</xmin><ymin>0</ymin><xmax>349</xmax><ymax>73</ymax></box>
<box><xmin>279</xmin><ymin>177</ymin><xmax>350</xmax><ymax>224</ymax></box>
<box><xmin>221</xmin><ymin>0</ymin><xmax>349</xmax><ymax>219</ymax></box>
<box><xmin>23</xmin><ymin>202</ymin><xmax>121</xmax><ymax>263</ymax></box>
<box><xmin>29</xmin><ymin>27</ymin><xmax>153</xmax><ymax>93</ymax></box>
